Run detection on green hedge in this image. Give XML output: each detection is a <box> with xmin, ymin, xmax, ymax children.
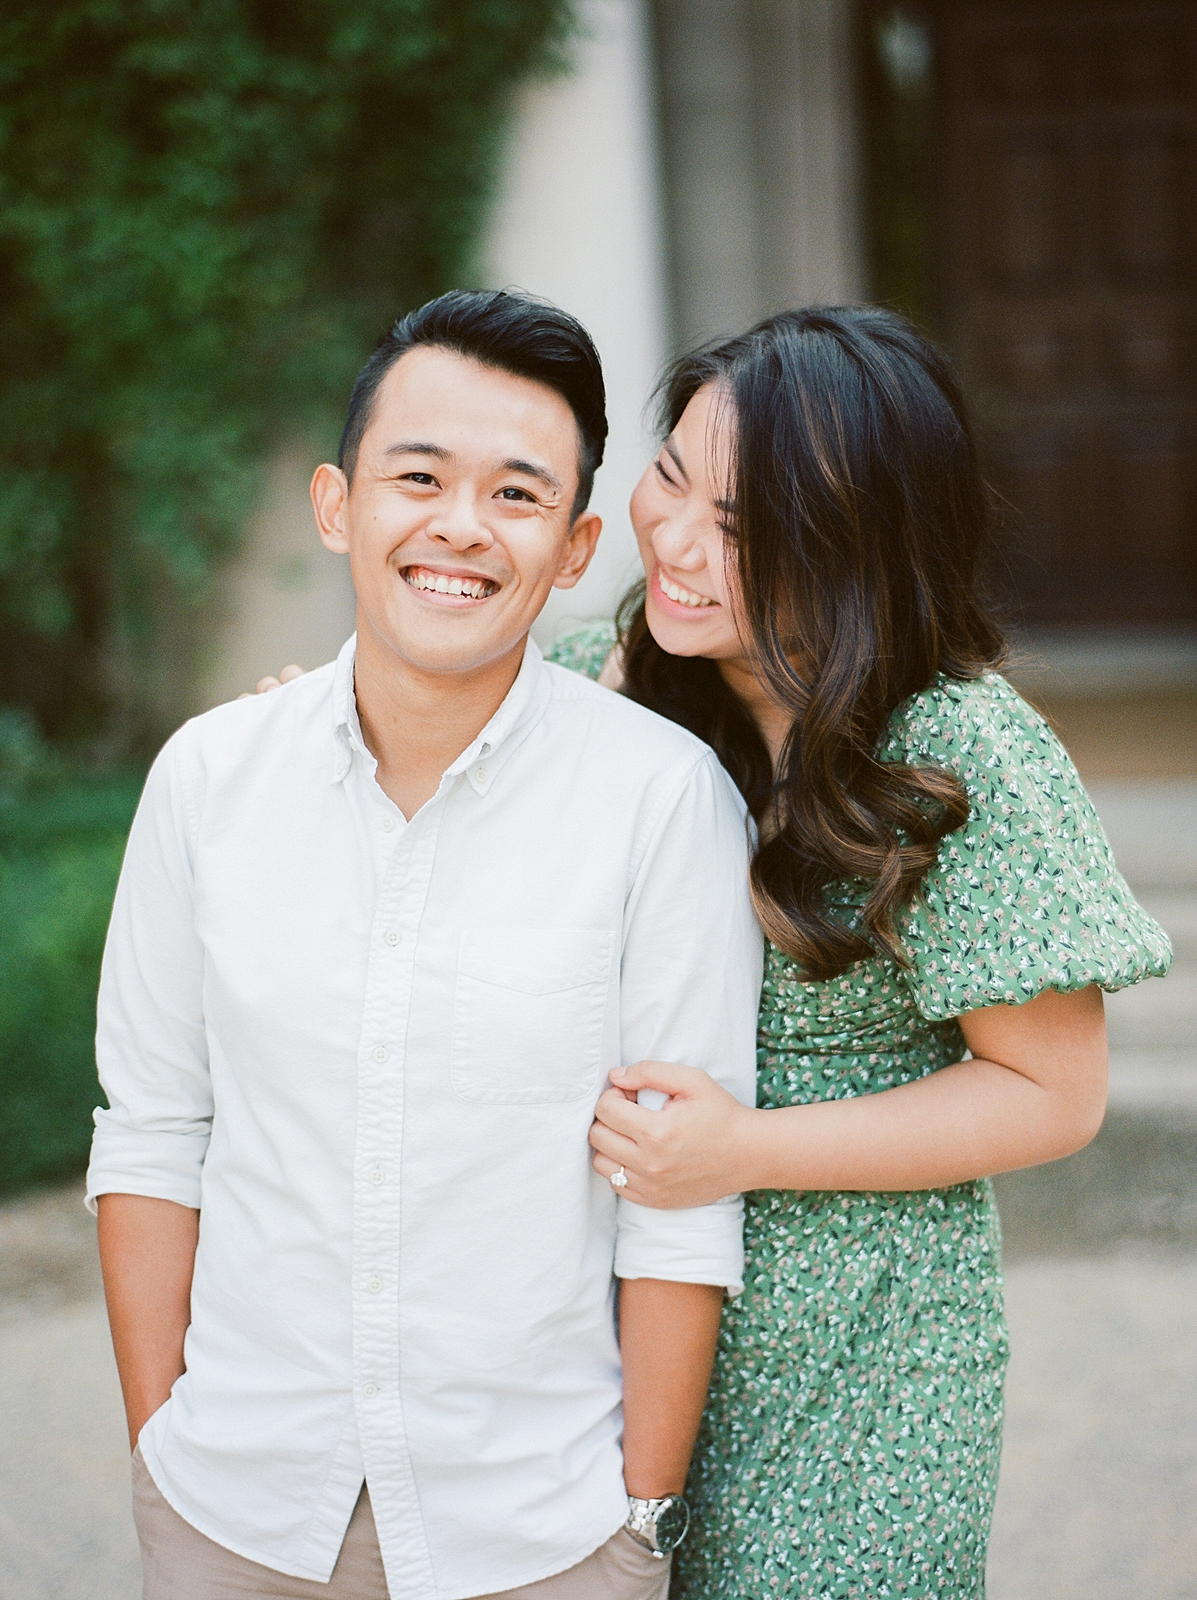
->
<box><xmin>0</xmin><ymin>0</ymin><xmax>574</xmax><ymax>746</ymax></box>
<box><xmin>0</xmin><ymin>0</ymin><xmax>576</xmax><ymax>1195</ymax></box>
<box><xmin>0</xmin><ymin>714</ymin><xmax>143</xmax><ymax>1195</ymax></box>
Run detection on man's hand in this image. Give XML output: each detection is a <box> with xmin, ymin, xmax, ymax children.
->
<box><xmin>237</xmin><ymin>664</ymin><xmax>306</xmax><ymax>699</ymax></box>
<box><xmin>96</xmin><ymin>1194</ymin><xmax>199</xmax><ymax>1450</ymax></box>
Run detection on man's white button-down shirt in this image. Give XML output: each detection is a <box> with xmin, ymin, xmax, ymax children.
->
<box><xmin>88</xmin><ymin>636</ymin><xmax>763</xmax><ymax>1600</ymax></box>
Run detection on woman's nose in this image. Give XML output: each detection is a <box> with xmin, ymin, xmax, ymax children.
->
<box><xmin>651</xmin><ymin>512</ymin><xmax>706</xmax><ymax>572</ymax></box>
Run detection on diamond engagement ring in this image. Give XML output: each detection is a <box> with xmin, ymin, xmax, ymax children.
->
<box><xmin>610</xmin><ymin>1166</ymin><xmax>629</xmax><ymax>1189</ymax></box>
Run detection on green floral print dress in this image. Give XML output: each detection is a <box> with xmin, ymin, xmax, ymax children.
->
<box><xmin>549</xmin><ymin>620</ymin><xmax>1171</xmax><ymax>1600</ymax></box>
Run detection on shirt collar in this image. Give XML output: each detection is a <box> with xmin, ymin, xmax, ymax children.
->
<box><xmin>330</xmin><ymin>632</ymin><xmax>549</xmax><ymax>796</ymax></box>
<box><xmin>330</xmin><ymin>635</ymin><xmax>365</xmax><ymax>783</ymax></box>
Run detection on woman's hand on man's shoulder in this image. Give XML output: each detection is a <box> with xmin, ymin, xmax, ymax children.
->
<box><xmin>237</xmin><ymin>665</ymin><xmax>307</xmax><ymax>700</ymax></box>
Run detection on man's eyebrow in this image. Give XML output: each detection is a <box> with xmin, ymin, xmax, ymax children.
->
<box><xmin>500</xmin><ymin>457</ymin><xmax>563</xmax><ymax>493</ymax></box>
<box><xmin>383</xmin><ymin>441</ymin><xmax>452</xmax><ymax>460</ymax></box>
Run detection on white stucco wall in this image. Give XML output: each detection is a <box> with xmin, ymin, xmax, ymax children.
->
<box><xmin>483</xmin><ymin>0</ymin><xmax>670</xmax><ymax>646</ymax></box>
<box><xmin>198</xmin><ymin>0</ymin><xmax>666</xmax><ymax>705</ymax></box>
<box><xmin>197</xmin><ymin>446</ymin><xmax>357</xmax><ymax>708</ymax></box>
<box><xmin>656</xmin><ymin>0</ymin><xmax>864</xmax><ymax>347</ymax></box>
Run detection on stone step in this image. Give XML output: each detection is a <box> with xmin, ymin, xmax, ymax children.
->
<box><xmin>1105</xmin><ymin>973</ymin><xmax>1196</xmax><ymax>1051</ymax></box>
<box><xmin>995</xmin><ymin>1107</ymin><xmax>1197</xmax><ymax>1260</ymax></box>
<box><xmin>1088</xmin><ymin>781</ymin><xmax>1197</xmax><ymax>892</ymax></box>
<box><xmin>1107</xmin><ymin>1050</ymin><xmax>1197</xmax><ymax>1113</ymax></box>
<box><xmin>1134</xmin><ymin>893</ymin><xmax>1197</xmax><ymax>952</ymax></box>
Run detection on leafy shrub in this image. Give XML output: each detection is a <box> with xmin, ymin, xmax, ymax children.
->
<box><xmin>0</xmin><ymin>0</ymin><xmax>575</xmax><ymax>1194</ymax></box>
<box><xmin>0</xmin><ymin>710</ymin><xmax>143</xmax><ymax>1195</ymax></box>
<box><xmin>0</xmin><ymin>0</ymin><xmax>573</xmax><ymax>744</ymax></box>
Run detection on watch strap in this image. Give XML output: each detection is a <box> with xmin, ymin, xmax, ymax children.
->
<box><xmin>625</xmin><ymin>1495</ymin><xmax>689</xmax><ymax>1556</ymax></box>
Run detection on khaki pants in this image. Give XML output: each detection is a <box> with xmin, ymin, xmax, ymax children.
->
<box><xmin>132</xmin><ymin>1448</ymin><xmax>671</xmax><ymax>1600</ymax></box>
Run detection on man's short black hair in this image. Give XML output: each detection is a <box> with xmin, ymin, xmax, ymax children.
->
<box><xmin>338</xmin><ymin>290</ymin><xmax>608</xmax><ymax>519</ymax></box>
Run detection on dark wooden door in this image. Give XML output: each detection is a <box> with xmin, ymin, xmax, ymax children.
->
<box><xmin>934</xmin><ymin>1</ymin><xmax>1197</xmax><ymax>624</ymax></box>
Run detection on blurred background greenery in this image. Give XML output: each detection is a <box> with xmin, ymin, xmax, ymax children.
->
<box><xmin>0</xmin><ymin>0</ymin><xmax>573</xmax><ymax>1197</ymax></box>
<box><xmin>0</xmin><ymin>710</ymin><xmax>140</xmax><ymax>1194</ymax></box>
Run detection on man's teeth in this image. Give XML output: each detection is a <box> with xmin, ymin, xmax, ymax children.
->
<box><xmin>406</xmin><ymin>570</ymin><xmax>495</xmax><ymax>598</ymax></box>
<box><xmin>660</xmin><ymin>574</ymin><xmax>715</xmax><ymax>608</ymax></box>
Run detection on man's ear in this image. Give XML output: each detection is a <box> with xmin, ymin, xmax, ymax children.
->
<box><xmin>311</xmin><ymin>463</ymin><xmax>351</xmax><ymax>554</ymax></box>
<box><xmin>552</xmin><ymin>511</ymin><xmax>602</xmax><ymax>591</ymax></box>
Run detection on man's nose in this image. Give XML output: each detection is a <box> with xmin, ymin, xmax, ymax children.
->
<box><xmin>427</xmin><ymin>488</ymin><xmax>493</xmax><ymax>549</ymax></box>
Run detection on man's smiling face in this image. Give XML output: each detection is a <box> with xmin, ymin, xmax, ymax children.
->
<box><xmin>312</xmin><ymin>344</ymin><xmax>601</xmax><ymax>677</ymax></box>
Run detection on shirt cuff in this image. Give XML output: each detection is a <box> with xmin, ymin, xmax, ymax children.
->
<box><xmin>85</xmin><ymin>1112</ymin><xmax>209</xmax><ymax>1215</ymax></box>
<box><xmin>613</xmin><ymin>1193</ymin><xmax>745</xmax><ymax>1297</ymax></box>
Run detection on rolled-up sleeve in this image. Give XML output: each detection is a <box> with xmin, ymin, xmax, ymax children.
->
<box><xmin>613</xmin><ymin>750</ymin><xmax>763</xmax><ymax>1295</ymax></box>
<box><xmin>86</xmin><ymin>731</ymin><xmax>211</xmax><ymax>1214</ymax></box>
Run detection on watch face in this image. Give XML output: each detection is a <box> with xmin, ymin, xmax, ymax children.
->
<box><xmin>654</xmin><ymin>1497</ymin><xmax>691</xmax><ymax>1553</ymax></box>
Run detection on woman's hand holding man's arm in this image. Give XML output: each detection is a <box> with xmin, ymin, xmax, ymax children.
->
<box><xmin>590</xmin><ymin>1065</ymin><xmax>760</xmax><ymax>1209</ymax></box>
<box><xmin>591</xmin><ymin>984</ymin><xmax>1108</xmax><ymax>1203</ymax></box>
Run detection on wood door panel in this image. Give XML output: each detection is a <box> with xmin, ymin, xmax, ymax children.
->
<box><xmin>969</xmin><ymin>32</ymin><xmax>1068</xmax><ymax>103</ymax></box>
<box><xmin>991</xmin><ymin>420</ymin><xmax>1195</xmax><ymax>622</ymax></box>
<box><xmin>1100</xmin><ymin>134</ymin><xmax>1190</xmax><ymax>283</ymax></box>
<box><xmin>1102</xmin><ymin>20</ymin><xmax>1191</xmax><ymax>98</ymax></box>
<box><xmin>980</xmin><ymin>304</ymin><xmax>1096</xmax><ymax>399</ymax></box>
<box><xmin>934</xmin><ymin>0</ymin><xmax>1197</xmax><ymax>624</ymax></box>
<box><xmin>1106</xmin><ymin>302</ymin><xmax>1195</xmax><ymax>394</ymax></box>
<box><xmin>977</xmin><ymin>132</ymin><xmax>1076</xmax><ymax>286</ymax></box>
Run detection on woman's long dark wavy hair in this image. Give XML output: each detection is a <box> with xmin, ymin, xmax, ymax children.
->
<box><xmin>619</xmin><ymin>305</ymin><xmax>1007</xmax><ymax>981</ymax></box>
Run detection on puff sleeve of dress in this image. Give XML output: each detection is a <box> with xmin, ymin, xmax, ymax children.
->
<box><xmin>892</xmin><ymin>673</ymin><xmax>1173</xmax><ymax>1022</ymax></box>
<box><xmin>546</xmin><ymin>619</ymin><xmax>618</xmax><ymax>683</ymax></box>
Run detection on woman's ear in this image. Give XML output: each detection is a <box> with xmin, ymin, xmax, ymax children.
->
<box><xmin>553</xmin><ymin>512</ymin><xmax>602</xmax><ymax>590</ymax></box>
<box><xmin>310</xmin><ymin>463</ymin><xmax>351</xmax><ymax>554</ymax></box>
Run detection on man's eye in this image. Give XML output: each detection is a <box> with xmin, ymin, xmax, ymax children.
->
<box><xmin>498</xmin><ymin>487</ymin><xmax>535</xmax><ymax>502</ymax></box>
<box><xmin>655</xmin><ymin>458</ymin><xmax>679</xmax><ymax>488</ymax></box>
<box><xmin>403</xmin><ymin>472</ymin><xmax>437</xmax><ymax>486</ymax></box>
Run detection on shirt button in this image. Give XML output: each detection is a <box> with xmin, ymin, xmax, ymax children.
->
<box><xmin>372</xmin><ymin>1045</ymin><xmax>389</xmax><ymax>1063</ymax></box>
<box><xmin>384</xmin><ymin>930</ymin><xmax>400</xmax><ymax>947</ymax></box>
<box><xmin>474</xmin><ymin>765</ymin><xmax>488</xmax><ymax>784</ymax></box>
<box><xmin>381</xmin><ymin>816</ymin><xmax>395</xmax><ymax>833</ymax></box>
<box><xmin>369</xmin><ymin>1169</ymin><xmax>384</xmax><ymax>1185</ymax></box>
<box><xmin>362</xmin><ymin>1382</ymin><xmax>378</xmax><ymax>1399</ymax></box>
<box><xmin>367</xmin><ymin>1276</ymin><xmax>382</xmax><ymax>1293</ymax></box>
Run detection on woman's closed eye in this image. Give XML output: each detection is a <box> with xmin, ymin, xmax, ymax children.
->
<box><xmin>654</xmin><ymin>454</ymin><xmax>683</xmax><ymax>490</ymax></box>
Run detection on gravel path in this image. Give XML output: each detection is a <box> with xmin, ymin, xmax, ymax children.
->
<box><xmin>2</xmin><ymin>1194</ymin><xmax>1195</xmax><ymax>1600</ymax></box>
<box><xmin>0</xmin><ymin>1301</ymin><xmax>140</xmax><ymax>1600</ymax></box>
<box><xmin>989</xmin><ymin>1255</ymin><xmax>1197</xmax><ymax>1600</ymax></box>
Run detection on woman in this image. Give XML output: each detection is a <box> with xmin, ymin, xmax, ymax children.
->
<box><xmin>548</xmin><ymin>305</ymin><xmax>1170</xmax><ymax>1598</ymax></box>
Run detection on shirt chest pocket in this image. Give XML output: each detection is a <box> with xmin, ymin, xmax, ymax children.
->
<box><xmin>450</xmin><ymin>927</ymin><xmax>614</xmax><ymax>1105</ymax></box>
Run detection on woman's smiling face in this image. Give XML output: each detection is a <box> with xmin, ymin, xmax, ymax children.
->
<box><xmin>629</xmin><ymin>383</ymin><xmax>747</xmax><ymax>661</ymax></box>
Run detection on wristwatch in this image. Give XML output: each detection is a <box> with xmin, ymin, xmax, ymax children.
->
<box><xmin>624</xmin><ymin>1495</ymin><xmax>691</xmax><ymax>1558</ymax></box>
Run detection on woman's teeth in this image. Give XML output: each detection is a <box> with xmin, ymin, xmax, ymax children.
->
<box><xmin>405</xmin><ymin>569</ymin><xmax>496</xmax><ymax>599</ymax></box>
<box><xmin>659</xmin><ymin>573</ymin><xmax>715</xmax><ymax>608</ymax></box>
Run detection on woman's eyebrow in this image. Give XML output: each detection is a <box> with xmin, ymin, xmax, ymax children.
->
<box><xmin>663</xmin><ymin>439</ymin><xmax>688</xmax><ymax>481</ymax></box>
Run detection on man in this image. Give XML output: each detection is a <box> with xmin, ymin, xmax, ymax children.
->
<box><xmin>89</xmin><ymin>291</ymin><xmax>762</xmax><ymax>1600</ymax></box>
